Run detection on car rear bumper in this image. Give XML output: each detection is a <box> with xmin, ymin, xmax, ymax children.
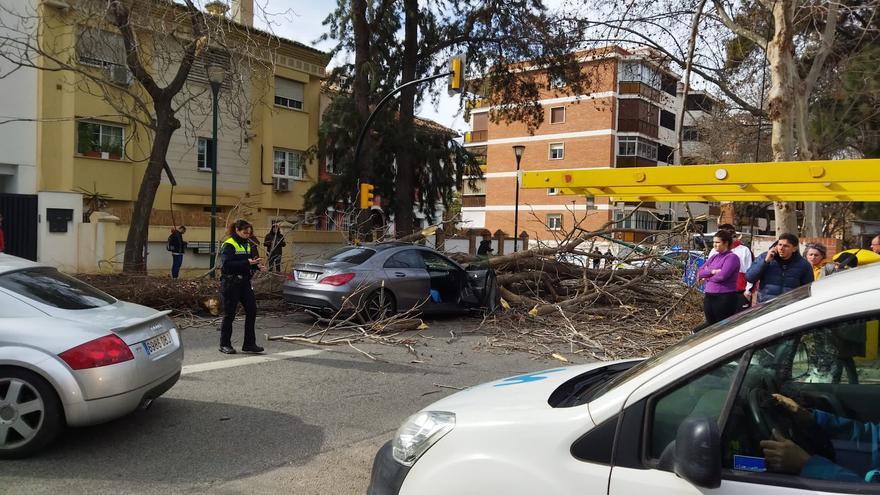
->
<box><xmin>64</xmin><ymin>367</ymin><xmax>181</xmax><ymax>427</ymax></box>
<box><xmin>282</xmin><ymin>285</ymin><xmax>346</xmax><ymax>315</ymax></box>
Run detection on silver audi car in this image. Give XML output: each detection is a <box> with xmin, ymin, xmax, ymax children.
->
<box><xmin>283</xmin><ymin>243</ymin><xmax>500</xmax><ymax>320</ymax></box>
<box><xmin>0</xmin><ymin>254</ymin><xmax>183</xmax><ymax>458</ymax></box>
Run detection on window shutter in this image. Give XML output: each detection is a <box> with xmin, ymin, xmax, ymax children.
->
<box><xmin>275</xmin><ymin>77</ymin><xmax>304</xmax><ymax>102</ymax></box>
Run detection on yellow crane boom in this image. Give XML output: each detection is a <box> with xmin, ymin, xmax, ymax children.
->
<box><xmin>520</xmin><ymin>159</ymin><xmax>880</xmax><ymax>202</ymax></box>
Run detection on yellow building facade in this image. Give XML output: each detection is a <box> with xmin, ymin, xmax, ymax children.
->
<box><xmin>31</xmin><ymin>0</ymin><xmax>343</xmax><ymax>273</ymax></box>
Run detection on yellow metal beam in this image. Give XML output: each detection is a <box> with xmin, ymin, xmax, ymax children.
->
<box><xmin>520</xmin><ymin>159</ymin><xmax>880</xmax><ymax>202</ymax></box>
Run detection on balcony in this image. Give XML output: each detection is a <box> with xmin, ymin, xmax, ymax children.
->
<box><xmin>618</xmin><ymin>81</ymin><xmax>661</xmax><ymax>103</ymax></box>
<box><xmin>464</xmin><ymin>130</ymin><xmax>488</xmax><ymax>143</ymax></box>
<box><xmin>617</xmin><ymin>118</ymin><xmax>659</xmax><ymax>138</ymax></box>
<box><xmin>465</xmin><ymin>98</ymin><xmax>490</xmax><ymax>110</ymax></box>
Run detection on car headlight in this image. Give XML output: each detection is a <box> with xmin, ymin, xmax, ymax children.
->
<box><xmin>392</xmin><ymin>411</ymin><xmax>456</xmax><ymax>466</ymax></box>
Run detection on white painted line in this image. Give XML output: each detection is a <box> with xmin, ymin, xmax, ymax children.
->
<box><xmin>181</xmin><ymin>349</ymin><xmax>325</xmax><ymax>375</ymax></box>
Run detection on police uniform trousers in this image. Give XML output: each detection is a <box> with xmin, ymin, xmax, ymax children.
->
<box><xmin>219</xmin><ymin>276</ymin><xmax>257</xmax><ymax>348</ymax></box>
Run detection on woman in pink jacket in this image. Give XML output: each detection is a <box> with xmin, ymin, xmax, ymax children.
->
<box><xmin>697</xmin><ymin>229</ymin><xmax>741</xmax><ymax>326</ymax></box>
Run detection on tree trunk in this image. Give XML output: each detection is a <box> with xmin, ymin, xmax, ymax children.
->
<box><xmin>766</xmin><ymin>0</ymin><xmax>799</xmax><ymax>235</ymax></box>
<box><xmin>393</xmin><ymin>0</ymin><xmax>418</xmax><ymax>238</ymax></box>
<box><xmin>122</xmin><ymin>107</ymin><xmax>177</xmax><ymax>273</ymax></box>
<box><xmin>351</xmin><ymin>0</ymin><xmax>375</xmax><ymax>241</ymax></box>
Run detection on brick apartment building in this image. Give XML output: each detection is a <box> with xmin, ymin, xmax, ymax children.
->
<box><xmin>461</xmin><ymin>46</ymin><xmax>718</xmax><ymax>245</ymax></box>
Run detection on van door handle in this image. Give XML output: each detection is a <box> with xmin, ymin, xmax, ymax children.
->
<box><xmin>394</xmin><ymin>272</ymin><xmax>406</xmax><ymax>277</ymax></box>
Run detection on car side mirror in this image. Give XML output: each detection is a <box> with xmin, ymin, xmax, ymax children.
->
<box><xmin>673</xmin><ymin>416</ymin><xmax>721</xmax><ymax>488</ymax></box>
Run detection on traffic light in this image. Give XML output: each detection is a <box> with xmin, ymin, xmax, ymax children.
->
<box><xmin>448</xmin><ymin>54</ymin><xmax>466</xmax><ymax>95</ymax></box>
<box><xmin>359</xmin><ymin>182</ymin><xmax>375</xmax><ymax>209</ymax></box>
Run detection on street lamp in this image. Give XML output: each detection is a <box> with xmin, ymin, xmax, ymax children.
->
<box><xmin>207</xmin><ymin>63</ymin><xmax>225</xmax><ymax>278</ymax></box>
<box><xmin>512</xmin><ymin>145</ymin><xmax>525</xmax><ymax>252</ymax></box>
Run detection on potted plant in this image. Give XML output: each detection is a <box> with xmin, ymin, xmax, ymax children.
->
<box><xmin>105</xmin><ymin>143</ymin><xmax>123</xmax><ymax>160</ymax></box>
<box><xmin>78</xmin><ymin>125</ymin><xmax>102</xmax><ymax>158</ymax></box>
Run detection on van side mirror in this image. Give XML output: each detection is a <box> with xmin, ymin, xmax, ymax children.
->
<box><xmin>673</xmin><ymin>416</ymin><xmax>721</xmax><ymax>488</ymax></box>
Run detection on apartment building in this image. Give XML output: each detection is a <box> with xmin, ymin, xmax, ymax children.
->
<box><xmin>0</xmin><ymin>0</ymin><xmax>332</xmax><ymax>271</ymax></box>
<box><xmin>461</xmin><ymin>46</ymin><xmax>718</xmax><ymax>244</ymax></box>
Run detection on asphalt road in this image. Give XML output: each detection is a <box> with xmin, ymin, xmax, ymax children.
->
<box><xmin>0</xmin><ymin>312</ymin><xmax>560</xmax><ymax>494</ymax></box>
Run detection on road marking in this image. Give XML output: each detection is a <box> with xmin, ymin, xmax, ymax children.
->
<box><xmin>181</xmin><ymin>349</ymin><xmax>325</xmax><ymax>375</ymax></box>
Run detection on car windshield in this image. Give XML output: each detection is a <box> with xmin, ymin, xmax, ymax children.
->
<box><xmin>326</xmin><ymin>247</ymin><xmax>376</xmax><ymax>265</ymax></box>
<box><xmin>587</xmin><ymin>285</ymin><xmax>812</xmax><ymax>401</ymax></box>
<box><xmin>0</xmin><ymin>267</ymin><xmax>116</xmax><ymax>310</ymax></box>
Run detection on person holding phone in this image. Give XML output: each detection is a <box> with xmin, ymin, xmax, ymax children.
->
<box><xmin>218</xmin><ymin>219</ymin><xmax>266</xmax><ymax>355</ymax></box>
<box><xmin>745</xmin><ymin>233</ymin><xmax>813</xmax><ymax>303</ymax></box>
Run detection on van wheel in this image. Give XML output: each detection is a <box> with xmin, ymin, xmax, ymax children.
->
<box><xmin>362</xmin><ymin>290</ymin><xmax>397</xmax><ymax>322</ymax></box>
<box><xmin>0</xmin><ymin>368</ymin><xmax>63</xmax><ymax>459</ymax></box>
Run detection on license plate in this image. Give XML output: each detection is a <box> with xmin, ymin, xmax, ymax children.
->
<box><xmin>296</xmin><ymin>271</ymin><xmax>318</xmax><ymax>280</ymax></box>
<box><xmin>143</xmin><ymin>331</ymin><xmax>173</xmax><ymax>355</ymax></box>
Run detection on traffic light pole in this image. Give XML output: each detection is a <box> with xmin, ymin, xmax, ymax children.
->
<box><xmin>352</xmin><ymin>71</ymin><xmax>453</xmax><ymax>204</ymax></box>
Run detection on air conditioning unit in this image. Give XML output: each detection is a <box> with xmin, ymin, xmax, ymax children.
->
<box><xmin>273</xmin><ymin>177</ymin><xmax>291</xmax><ymax>192</ymax></box>
<box><xmin>105</xmin><ymin>64</ymin><xmax>132</xmax><ymax>86</ymax></box>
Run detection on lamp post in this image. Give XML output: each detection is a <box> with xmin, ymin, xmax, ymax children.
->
<box><xmin>207</xmin><ymin>64</ymin><xmax>225</xmax><ymax>278</ymax></box>
<box><xmin>512</xmin><ymin>145</ymin><xmax>525</xmax><ymax>252</ymax></box>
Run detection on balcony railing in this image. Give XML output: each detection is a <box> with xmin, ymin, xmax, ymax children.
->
<box><xmin>464</xmin><ymin>130</ymin><xmax>488</xmax><ymax>143</ymax></box>
<box><xmin>618</xmin><ymin>81</ymin><xmax>661</xmax><ymax>103</ymax></box>
<box><xmin>617</xmin><ymin>118</ymin><xmax>659</xmax><ymax>138</ymax></box>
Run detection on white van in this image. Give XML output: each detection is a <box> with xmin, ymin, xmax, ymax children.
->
<box><xmin>368</xmin><ymin>263</ymin><xmax>880</xmax><ymax>494</ymax></box>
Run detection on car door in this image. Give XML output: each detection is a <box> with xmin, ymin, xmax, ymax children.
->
<box><xmin>608</xmin><ymin>302</ymin><xmax>880</xmax><ymax>495</ymax></box>
<box><xmin>382</xmin><ymin>249</ymin><xmax>431</xmax><ymax>311</ymax></box>
<box><xmin>418</xmin><ymin>250</ymin><xmax>466</xmax><ymax>312</ymax></box>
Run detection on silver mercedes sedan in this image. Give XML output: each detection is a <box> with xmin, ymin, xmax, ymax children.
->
<box><xmin>0</xmin><ymin>254</ymin><xmax>183</xmax><ymax>458</ymax></box>
<box><xmin>283</xmin><ymin>242</ymin><xmax>500</xmax><ymax>320</ymax></box>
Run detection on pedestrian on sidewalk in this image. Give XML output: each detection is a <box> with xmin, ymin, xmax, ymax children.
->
<box><xmin>804</xmin><ymin>243</ymin><xmax>836</xmax><ymax>280</ymax></box>
<box><xmin>708</xmin><ymin>224</ymin><xmax>754</xmax><ymax>310</ymax></box>
<box><xmin>591</xmin><ymin>247</ymin><xmax>602</xmax><ymax>269</ymax></box>
<box><xmin>218</xmin><ymin>219</ymin><xmax>266</xmax><ymax>355</ymax></box>
<box><xmin>698</xmin><ymin>229</ymin><xmax>741</xmax><ymax>326</ymax></box>
<box><xmin>746</xmin><ymin>233</ymin><xmax>813</xmax><ymax>303</ymax></box>
<box><xmin>263</xmin><ymin>223</ymin><xmax>286</xmax><ymax>272</ymax></box>
<box><xmin>167</xmin><ymin>225</ymin><xmax>187</xmax><ymax>278</ymax></box>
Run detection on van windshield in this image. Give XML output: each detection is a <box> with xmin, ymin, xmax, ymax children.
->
<box><xmin>585</xmin><ymin>285</ymin><xmax>811</xmax><ymax>402</ymax></box>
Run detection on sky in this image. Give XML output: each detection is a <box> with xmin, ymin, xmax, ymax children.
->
<box><xmin>252</xmin><ymin>0</ymin><xmax>470</xmax><ymax>133</ymax></box>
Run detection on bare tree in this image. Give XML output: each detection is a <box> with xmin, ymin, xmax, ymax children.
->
<box><xmin>0</xmin><ymin>0</ymin><xmax>280</xmax><ymax>272</ymax></box>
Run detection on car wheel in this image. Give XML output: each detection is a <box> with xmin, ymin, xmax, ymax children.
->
<box><xmin>362</xmin><ymin>290</ymin><xmax>397</xmax><ymax>322</ymax></box>
<box><xmin>0</xmin><ymin>367</ymin><xmax>63</xmax><ymax>459</ymax></box>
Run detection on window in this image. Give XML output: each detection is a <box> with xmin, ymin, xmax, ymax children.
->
<box><xmin>548</xmin><ymin>188</ymin><xmax>559</xmax><ymax>196</ymax></box>
<box><xmin>0</xmin><ymin>267</ymin><xmax>116</xmax><ymax>310</ymax></box>
<box><xmin>550</xmin><ymin>106</ymin><xmax>565</xmax><ymax>124</ymax></box>
<box><xmin>77</xmin><ymin>121</ymin><xmax>124</xmax><ymax>158</ymax></box>
<box><xmin>618</xmin><ymin>61</ymin><xmax>661</xmax><ymax>89</ymax></box>
<box><xmin>325</xmin><ymin>154</ymin><xmax>339</xmax><ymax>174</ymax></box>
<box><xmin>549</xmin><ymin>73</ymin><xmax>567</xmax><ymax>89</ymax></box>
<box><xmin>614</xmin><ymin>210</ymin><xmax>658</xmax><ymax>230</ymax></box>
<box><xmin>660</xmin><ymin>110</ymin><xmax>676</xmax><ymax>130</ymax></box>
<box><xmin>76</xmin><ymin>27</ymin><xmax>124</xmax><ymax>68</ymax></box>
<box><xmin>384</xmin><ymin>250</ymin><xmax>427</xmax><ymax>269</ymax></box>
<box><xmin>617</xmin><ymin>136</ymin><xmax>658</xmax><ymax>161</ymax></box>
<box><xmin>547</xmin><ymin>214</ymin><xmax>562</xmax><ymax>230</ymax></box>
<box><xmin>717</xmin><ymin>314</ymin><xmax>880</xmax><ymax>485</ymax></box>
<box><xmin>273</xmin><ymin>149</ymin><xmax>305</xmax><ymax>179</ymax></box>
<box><xmin>275</xmin><ymin>77</ymin><xmax>304</xmax><ymax>110</ymax></box>
<box><xmin>187</xmin><ymin>48</ymin><xmax>231</xmax><ymax>87</ymax></box>
<box><xmin>649</xmin><ymin>357</ymin><xmax>742</xmax><ymax>459</ymax></box>
<box><xmin>420</xmin><ymin>251</ymin><xmax>459</xmax><ymax>271</ymax></box>
<box><xmin>326</xmin><ymin>247</ymin><xmax>375</xmax><ymax>265</ymax></box>
<box><xmin>683</xmin><ymin>126</ymin><xmax>701</xmax><ymax>142</ymax></box>
<box><xmin>549</xmin><ymin>143</ymin><xmax>564</xmax><ymax>160</ymax></box>
<box><xmin>197</xmin><ymin>137</ymin><xmax>215</xmax><ymax>171</ymax></box>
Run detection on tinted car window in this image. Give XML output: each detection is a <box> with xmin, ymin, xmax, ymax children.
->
<box><xmin>420</xmin><ymin>251</ymin><xmax>459</xmax><ymax>271</ymax></box>
<box><xmin>327</xmin><ymin>247</ymin><xmax>376</xmax><ymax>265</ymax></box>
<box><xmin>0</xmin><ymin>267</ymin><xmax>116</xmax><ymax>309</ymax></box>
<box><xmin>384</xmin><ymin>250</ymin><xmax>427</xmax><ymax>269</ymax></box>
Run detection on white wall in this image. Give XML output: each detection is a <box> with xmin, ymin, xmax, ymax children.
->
<box><xmin>460</xmin><ymin>208</ymin><xmax>486</xmax><ymax>229</ymax></box>
<box><xmin>38</xmin><ymin>191</ymin><xmax>83</xmax><ymax>271</ymax></box>
<box><xmin>0</xmin><ymin>0</ymin><xmax>38</xmax><ymax>194</ymax></box>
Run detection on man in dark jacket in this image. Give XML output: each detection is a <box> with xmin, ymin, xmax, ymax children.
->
<box><xmin>168</xmin><ymin>225</ymin><xmax>187</xmax><ymax>278</ymax></box>
<box><xmin>745</xmin><ymin>233</ymin><xmax>813</xmax><ymax>303</ymax></box>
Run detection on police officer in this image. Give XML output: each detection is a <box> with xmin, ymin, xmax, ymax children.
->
<box><xmin>218</xmin><ymin>219</ymin><xmax>265</xmax><ymax>354</ymax></box>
